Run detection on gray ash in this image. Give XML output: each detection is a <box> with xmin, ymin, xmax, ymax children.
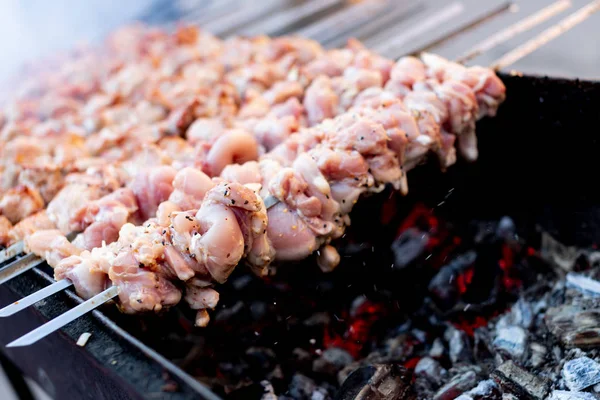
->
<box><xmin>103</xmin><ymin>191</ymin><xmax>600</xmax><ymax>399</ymax></box>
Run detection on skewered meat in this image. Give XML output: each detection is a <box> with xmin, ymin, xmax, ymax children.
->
<box><xmin>0</xmin><ymin>186</ymin><xmax>45</xmax><ymax>224</ymax></box>
<box><xmin>4</xmin><ymin>211</ymin><xmax>55</xmax><ymax>246</ymax></box>
<box><xmin>24</xmin><ymin>229</ymin><xmax>81</xmax><ymax>268</ymax></box>
<box><xmin>0</xmin><ymin>24</ymin><xmax>506</xmax><ymax>327</ymax></box>
<box><xmin>0</xmin><ymin>216</ymin><xmax>12</xmax><ymax>245</ymax></box>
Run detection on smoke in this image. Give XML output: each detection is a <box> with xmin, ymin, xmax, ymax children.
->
<box><xmin>0</xmin><ymin>0</ymin><xmax>153</xmax><ymax>83</ymax></box>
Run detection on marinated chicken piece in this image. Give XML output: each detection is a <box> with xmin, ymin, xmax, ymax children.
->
<box><xmin>168</xmin><ymin>167</ymin><xmax>215</xmax><ymax>211</ymax></box>
<box><xmin>263</xmin><ymin>80</ymin><xmax>303</xmax><ymax>105</ymax></box>
<box><xmin>204</xmin><ymin>129</ymin><xmax>259</xmax><ymax>176</ymax></box>
<box><xmin>420</xmin><ymin>53</ymin><xmax>506</xmax><ymax>117</ymax></box>
<box><xmin>186</xmin><ymin>117</ymin><xmax>226</xmax><ymax>145</ymax></box>
<box><xmin>385</xmin><ymin>56</ymin><xmax>427</xmax><ymax>97</ymax></box>
<box><xmin>304</xmin><ymin>76</ymin><xmax>339</xmax><ymax>125</ymax></box>
<box><xmin>190</xmin><ymin>182</ymin><xmax>272</xmax><ymax>283</ymax></box>
<box><xmin>129</xmin><ymin>166</ymin><xmax>177</xmax><ymax>220</ymax></box>
<box><xmin>108</xmin><ymin>222</ymin><xmax>182</xmax><ymax>313</ymax></box>
<box><xmin>0</xmin><ymin>185</ymin><xmax>45</xmax><ymax>224</ymax></box>
<box><xmin>17</xmin><ymin>164</ymin><xmax>64</xmax><ymax>203</ymax></box>
<box><xmin>419</xmin><ymin>80</ymin><xmax>479</xmax><ymax>161</ymax></box>
<box><xmin>8</xmin><ymin>211</ymin><xmax>55</xmax><ymax>244</ymax></box>
<box><xmin>55</xmin><ymin>251</ymin><xmax>109</xmax><ymax>299</ymax></box>
<box><xmin>24</xmin><ymin>229</ymin><xmax>81</xmax><ymax>268</ymax></box>
<box><xmin>70</xmin><ymin>188</ymin><xmax>138</xmax><ymax>250</ymax></box>
<box><xmin>158</xmin><ymin>136</ymin><xmax>196</xmax><ymax>169</ymax></box>
<box><xmin>0</xmin><ymin>216</ymin><xmax>12</xmax><ymax>246</ymax></box>
<box><xmin>240</xmin><ymin>114</ymin><xmax>299</xmax><ymax>151</ymax></box>
<box><xmin>47</xmin><ymin>183</ymin><xmax>108</xmax><ymax>234</ymax></box>
<box><xmin>184</xmin><ymin>279</ymin><xmax>220</xmax><ymax>327</ymax></box>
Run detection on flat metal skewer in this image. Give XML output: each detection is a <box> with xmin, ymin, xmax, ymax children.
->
<box><xmin>456</xmin><ymin>0</ymin><xmax>572</xmax><ymax>64</ymax></box>
<box><xmin>0</xmin><ymin>241</ymin><xmax>25</xmax><ymax>264</ymax></box>
<box><xmin>6</xmin><ymin>286</ymin><xmax>119</xmax><ymax>348</ymax></box>
<box><xmin>0</xmin><ymin>279</ymin><xmax>73</xmax><ymax>317</ymax></box>
<box><xmin>0</xmin><ymin>254</ymin><xmax>44</xmax><ymax>285</ymax></box>
<box><xmin>0</xmin><ymin>231</ymin><xmax>77</xmax><ymax>285</ymax></box>
<box><xmin>491</xmin><ymin>0</ymin><xmax>600</xmax><ymax>70</ymax></box>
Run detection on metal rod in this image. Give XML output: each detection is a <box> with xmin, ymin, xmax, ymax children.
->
<box><xmin>491</xmin><ymin>0</ymin><xmax>600</xmax><ymax>70</ymax></box>
<box><xmin>0</xmin><ymin>241</ymin><xmax>24</xmax><ymax>265</ymax></box>
<box><xmin>237</xmin><ymin>0</ymin><xmax>343</xmax><ymax>37</ymax></box>
<box><xmin>0</xmin><ymin>279</ymin><xmax>73</xmax><ymax>317</ymax></box>
<box><xmin>0</xmin><ymin>254</ymin><xmax>43</xmax><ymax>285</ymax></box>
<box><xmin>6</xmin><ymin>286</ymin><xmax>119</xmax><ymax>348</ymax></box>
<box><xmin>371</xmin><ymin>2</ymin><xmax>466</xmax><ymax>56</ymax></box>
<box><xmin>457</xmin><ymin>0</ymin><xmax>573</xmax><ymax>64</ymax></box>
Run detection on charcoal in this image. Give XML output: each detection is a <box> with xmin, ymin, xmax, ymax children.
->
<box><xmin>506</xmin><ymin>299</ymin><xmax>534</xmax><ymax>329</ymax></box>
<box><xmin>432</xmin><ymin>370</ymin><xmax>477</xmax><ymax>400</ymax></box>
<box><xmin>473</xmin><ymin>328</ymin><xmax>494</xmax><ymax>361</ymax></box>
<box><xmin>414</xmin><ymin>357</ymin><xmax>447</xmax><ymax>387</ymax></box>
<box><xmin>545</xmin><ymin>306</ymin><xmax>600</xmax><ymax>348</ymax></box>
<box><xmin>429</xmin><ymin>338</ymin><xmax>446</xmax><ymax>359</ymax></box>
<box><xmin>562</xmin><ymin>357</ymin><xmax>600</xmax><ymax>391</ymax></box>
<box><xmin>287</xmin><ymin>374</ymin><xmax>329</xmax><ymax>400</ymax></box>
<box><xmin>335</xmin><ymin>364</ymin><xmax>415</xmax><ymax>400</ymax></box>
<box><xmin>495</xmin><ymin>216</ymin><xmax>516</xmax><ymax>241</ymax></box>
<box><xmin>454</xmin><ymin>379</ymin><xmax>501</xmax><ymax>400</ymax></box>
<box><xmin>566</xmin><ymin>273</ymin><xmax>600</xmax><ymax>297</ymax></box>
<box><xmin>530</xmin><ymin>343</ymin><xmax>548</xmax><ymax>368</ymax></box>
<box><xmin>492</xmin><ymin>360</ymin><xmax>550</xmax><ymax>400</ymax></box>
<box><xmin>313</xmin><ymin>348</ymin><xmax>354</xmax><ymax>376</ymax></box>
<box><xmin>547</xmin><ymin>391</ymin><xmax>600</xmax><ymax>400</ymax></box>
<box><xmin>493</xmin><ymin>326</ymin><xmax>527</xmax><ymax>360</ymax></box>
<box><xmin>245</xmin><ymin>347</ymin><xmax>277</xmax><ymax>378</ymax></box>
<box><xmin>260</xmin><ymin>380</ymin><xmax>278</xmax><ymax>400</ymax></box>
<box><xmin>428</xmin><ymin>252</ymin><xmax>477</xmax><ymax>307</ymax></box>
<box><xmin>447</xmin><ymin>328</ymin><xmax>474</xmax><ymax>364</ymax></box>
<box><xmin>391</xmin><ymin>228</ymin><xmax>429</xmax><ymax>269</ymax></box>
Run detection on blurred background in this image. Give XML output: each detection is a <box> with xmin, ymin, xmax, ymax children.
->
<box><xmin>0</xmin><ymin>0</ymin><xmax>598</xmax><ymax>84</ymax></box>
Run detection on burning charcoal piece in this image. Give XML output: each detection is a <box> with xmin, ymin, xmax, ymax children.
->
<box><xmin>335</xmin><ymin>364</ymin><xmax>415</xmax><ymax>400</ymax></box>
<box><xmin>428</xmin><ymin>252</ymin><xmax>477</xmax><ymax>309</ymax></box>
<box><xmin>446</xmin><ymin>327</ymin><xmax>474</xmax><ymax>364</ymax></box>
<box><xmin>545</xmin><ymin>306</ymin><xmax>600</xmax><ymax>348</ymax></box>
<box><xmin>493</xmin><ymin>326</ymin><xmax>527</xmax><ymax>360</ymax></box>
<box><xmin>313</xmin><ymin>347</ymin><xmax>354</xmax><ymax>376</ymax></box>
<box><xmin>432</xmin><ymin>370</ymin><xmax>477</xmax><ymax>400</ymax></box>
<box><xmin>390</xmin><ymin>228</ymin><xmax>429</xmax><ymax>269</ymax></box>
<box><xmin>547</xmin><ymin>390</ymin><xmax>600</xmax><ymax>400</ymax></box>
<box><xmin>495</xmin><ymin>216</ymin><xmax>516</xmax><ymax>240</ymax></box>
<box><xmin>414</xmin><ymin>357</ymin><xmax>448</xmax><ymax>387</ymax></box>
<box><xmin>287</xmin><ymin>374</ymin><xmax>329</xmax><ymax>400</ymax></box>
<box><xmin>562</xmin><ymin>357</ymin><xmax>600</xmax><ymax>392</ymax></box>
<box><xmin>566</xmin><ymin>273</ymin><xmax>600</xmax><ymax>297</ymax></box>
<box><xmin>429</xmin><ymin>338</ymin><xmax>446</xmax><ymax>359</ymax></box>
<box><xmin>260</xmin><ymin>380</ymin><xmax>278</xmax><ymax>400</ymax></box>
<box><xmin>497</xmin><ymin>299</ymin><xmax>534</xmax><ymax>330</ymax></box>
<box><xmin>529</xmin><ymin>343</ymin><xmax>548</xmax><ymax>368</ymax></box>
<box><xmin>454</xmin><ymin>379</ymin><xmax>501</xmax><ymax>400</ymax></box>
<box><xmin>492</xmin><ymin>360</ymin><xmax>550</xmax><ymax>400</ymax></box>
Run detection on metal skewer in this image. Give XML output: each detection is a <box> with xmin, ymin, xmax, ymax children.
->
<box><xmin>5</xmin><ymin>286</ymin><xmax>119</xmax><ymax>348</ymax></box>
<box><xmin>0</xmin><ymin>279</ymin><xmax>73</xmax><ymax>317</ymax></box>
<box><xmin>0</xmin><ymin>231</ymin><xmax>77</xmax><ymax>285</ymax></box>
<box><xmin>3</xmin><ymin>0</ymin><xmax>599</xmax><ymax>348</ymax></box>
<box><xmin>0</xmin><ymin>254</ymin><xmax>44</xmax><ymax>285</ymax></box>
<box><xmin>491</xmin><ymin>0</ymin><xmax>600</xmax><ymax>70</ymax></box>
<box><xmin>0</xmin><ymin>241</ymin><xmax>25</xmax><ymax>264</ymax></box>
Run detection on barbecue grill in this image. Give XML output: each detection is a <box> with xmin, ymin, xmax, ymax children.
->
<box><xmin>1</xmin><ymin>0</ymin><xmax>600</xmax><ymax>399</ymax></box>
